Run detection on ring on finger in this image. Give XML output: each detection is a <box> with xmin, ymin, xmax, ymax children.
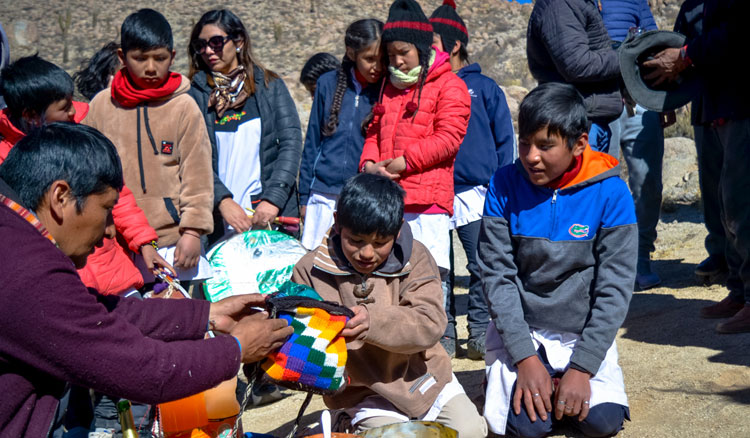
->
<box><xmin>558</xmin><ymin>400</ymin><xmax>566</xmax><ymax>405</ymax></box>
<box><xmin>533</xmin><ymin>393</ymin><xmax>540</xmax><ymax>398</ymax></box>
<box><xmin>583</xmin><ymin>401</ymin><xmax>590</xmax><ymax>405</ymax></box>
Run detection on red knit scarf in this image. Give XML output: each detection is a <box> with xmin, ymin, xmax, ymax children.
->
<box><xmin>545</xmin><ymin>154</ymin><xmax>583</xmax><ymax>189</ymax></box>
<box><xmin>111</xmin><ymin>69</ymin><xmax>182</xmax><ymax>108</ymax></box>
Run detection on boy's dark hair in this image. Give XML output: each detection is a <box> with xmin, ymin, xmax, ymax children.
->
<box><xmin>336</xmin><ymin>173</ymin><xmax>405</xmax><ymax>237</ymax></box>
<box><xmin>0</xmin><ymin>55</ymin><xmax>74</xmax><ymax>121</ymax></box>
<box><xmin>323</xmin><ymin>19</ymin><xmax>383</xmax><ymax>137</ymax></box>
<box><xmin>121</xmin><ymin>9</ymin><xmax>173</xmax><ymax>54</ymax></box>
<box><xmin>518</xmin><ymin>82</ymin><xmax>588</xmax><ymax>150</ymax></box>
<box><xmin>300</xmin><ymin>53</ymin><xmax>340</xmax><ymax>89</ymax></box>
<box><xmin>0</xmin><ymin>123</ymin><xmax>123</xmax><ymax>212</ymax></box>
<box><xmin>73</xmin><ymin>42</ymin><xmax>121</xmax><ymax>100</ymax></box>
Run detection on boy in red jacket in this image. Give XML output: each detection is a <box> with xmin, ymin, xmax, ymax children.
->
<box><xmin>0</xmin><ymin>55</ymin><xmax>173</xmax><ymax>295</ymax></box>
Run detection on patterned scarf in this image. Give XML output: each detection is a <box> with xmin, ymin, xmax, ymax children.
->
<box><xmin>208</xmin><ymin>66</ymin><xmax>249</xmax><ymax>118</ymax></box>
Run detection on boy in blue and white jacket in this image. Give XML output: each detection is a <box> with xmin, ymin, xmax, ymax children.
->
<box><xmin>478</xmin><ymin>83</ymin><xmax>636</xmax><ymax>438</ymax></box>
<box><xmin>430</xmin><ymin>0</ymin><xmax>515</xmax><ymax>359</ymax></box>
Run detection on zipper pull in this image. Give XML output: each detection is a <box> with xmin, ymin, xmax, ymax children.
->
<box><xmin>354</xmin><ymin>95</ymin><xmax>360</xmax><ymax>108</ymax></box>
<box><xmin>552</xmin><ymin>190</ymin><xmax>558</xmax><ymax>204</ymax></box>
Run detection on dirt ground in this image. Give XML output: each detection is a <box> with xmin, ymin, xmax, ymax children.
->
<box><xmin>239</xmin><ymin>203</ymin><xmax>750</xmax><ymax>437</ymax></box>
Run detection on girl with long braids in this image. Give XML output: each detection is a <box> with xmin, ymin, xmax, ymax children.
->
<box><xmin>360</xmin><ymin>0</ymin><xmax>471</xmax><ymax>313</ymax></box>
<box><xmin>187</xmin><ymin>9</ymin><xmax>302</xmax><ymax>244</ymax></box>
<box><xmin>299</xmin><ymin>19</ymin><xmax>385</xmax><ymax>250</ymax></box>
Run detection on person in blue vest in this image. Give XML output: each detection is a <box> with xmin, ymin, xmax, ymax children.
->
<box><xmin>600</xmin><ymin>0</ymin><xmax>665</xmax><ymax>290</ymax></box>
<box><xmin>429</xmin><ymin>0</ymin><xmax>516</xmax><ymax>360</ymax></box>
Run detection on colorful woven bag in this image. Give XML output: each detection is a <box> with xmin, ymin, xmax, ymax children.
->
<box><xmin>260</xmin><ymin>293</ymin><xmax>354</xmax><ymax>394</ymax></box>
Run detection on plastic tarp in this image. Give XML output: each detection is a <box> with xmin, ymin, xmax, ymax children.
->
<box><xmin>203</xmin><ymin>230</ymin><xmax>308</xmax><ymax>302</ymax></box>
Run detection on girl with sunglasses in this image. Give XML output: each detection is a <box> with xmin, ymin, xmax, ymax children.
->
<box><xmin>298</xmin><ymin>19</ymin><xmax>385</xmax><ymax>250</ymax></box>
<box><xmin>188</xmin><ymin>9</ymin><xmax>302</xmax><ymax>244</ymax></box>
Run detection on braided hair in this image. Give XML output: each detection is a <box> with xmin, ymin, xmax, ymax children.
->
<box><xmin>322</xmin><ymin>19</ymin><xmax>383</xmax><ymax>137</ymax></box>
<box><xmin>300</xmin><ymin>53</ymin><xmax>340</xmax><ymax>92</ymax></box>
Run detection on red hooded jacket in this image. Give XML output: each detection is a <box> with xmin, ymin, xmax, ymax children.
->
<box><xmin>360</xmin><ymin>52</ymin><xmax>471</xmax><ymax>215</ymax></box>
<box><xmin>0</xmin><ymin>103</ymin><xmax>158</xmax><ymax>295</ymax></box>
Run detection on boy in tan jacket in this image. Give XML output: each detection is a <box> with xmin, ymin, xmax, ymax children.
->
<box><xmin>85</xmin><ymin>9</ymin><xmax>214</xmax><ymax>283</ymax></box>
<box><xmin>291</xmin><ymin>173</ymin><xmax>487</xmax><ymax>437</ymax></box>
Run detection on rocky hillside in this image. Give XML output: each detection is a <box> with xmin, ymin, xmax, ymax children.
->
<box><xmin>1</xmin><ymin>0</ymin><xmax>685</xmax><ymax>130</ymax></box>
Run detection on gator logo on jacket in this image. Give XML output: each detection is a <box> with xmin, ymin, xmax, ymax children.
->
<box><xmin>568</xmin><ymin>224</ymin><xmax>590</xmax><ymax>238</ymax></box>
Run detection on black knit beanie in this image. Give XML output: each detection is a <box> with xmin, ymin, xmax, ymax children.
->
<box><xmin>430</xmin><ymin>0</ymin><xmax>468</xmax><ymax>54</ymax></box>
<box><xmin>382</xmin><ymin>0</ymin><xmax>434</xmax><ymax>52</ymax></box>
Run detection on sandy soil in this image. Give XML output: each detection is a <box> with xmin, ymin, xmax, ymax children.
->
<box><xmin>240</xmin><ymin>203</ymin><xmax>750</xmax><ymax>437</ymax></box>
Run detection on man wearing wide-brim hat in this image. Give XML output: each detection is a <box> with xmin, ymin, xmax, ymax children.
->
<box><xmin>643</xmin><ymin>0</ymin><xmax>750</xmax><ymax>334</ymax></box>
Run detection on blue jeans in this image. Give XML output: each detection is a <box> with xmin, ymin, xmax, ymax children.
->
<box><xmin>614</xmin><ymin>105</ymin><xmax>664</xmax><ymax>260</ymax></box>
<box><xmin>505</xmin><ymin>347</ymin><xmax>629</xmax><ymax>438</ymax></box>
<box><xmin>694</xmin><ymin>124</ymin><xmax>727</xmax><ymax>258</ymax></box>
<box><xmin>716</xmin><ymin>119</ymin><xmax>750</xmax><ymax>304</ymax></box>
<box><xmin>444</xmin><ymin>220</ymin><xmax>489</xmax><ymax>339</ymax></box>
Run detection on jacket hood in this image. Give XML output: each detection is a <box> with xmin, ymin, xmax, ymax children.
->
<box><xmin>425</xmin><ymin>51</ymin><xmax>452</xmax><ymax>84</ymax></box>
<box><xmin>0</xmin><ymin>108</ymin><xmax>24</xmax><ymax>147</ymax></box>
<box><xmin>313</xmin><ymin>222</ymin><xmax>414</xmax><ymax>277</ymax></box>
<box><xmin>515</xmin><ymin>144</ymin><xmax>621</xmax><ymax>190</ymax></box>
<box><xmin>457</xmin><ymin>62</ymin><xmax>482</xmax><ymax>78</ymax></box>
<box><xmin>72</xmin><ymin>101</ymin><xmax>89</xmax><ymax>123</ymax></box>
<box><xmin>169</xmin><ymin>74</ymin><xmax>191</xmax><ymax>100</ymax></box>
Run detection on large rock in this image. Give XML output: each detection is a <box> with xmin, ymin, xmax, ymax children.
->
<box><xmin>661</xmin><ymin>137</ymin><xmax>699</xmax><ymax>210</ymax></box>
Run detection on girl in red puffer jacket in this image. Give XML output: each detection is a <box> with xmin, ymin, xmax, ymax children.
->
<box><xmin>360</xmin><ymin>0</ymin><xmax>470</xmax><ymax>284</ymax></box>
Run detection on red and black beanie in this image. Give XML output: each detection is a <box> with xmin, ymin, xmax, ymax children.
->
<box><xmin>430</xmin><ymin>0</ymin><xmax>468</xmax><ymax>53</ymax></box>
<box><xmin>382</xmin><ymin>0</ymin><xmax>434</xmax><ymax>52</ymax></box>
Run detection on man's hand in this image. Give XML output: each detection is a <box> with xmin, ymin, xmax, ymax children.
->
<box><xmin>230</xmin><ymin>312</ymin><xmax>294</xmax><ymax>363</ymax></box>
<box><xmin>514</xmin><ymin>355</ymin><xmax>553</xmax><ymax>422</ymax></box>
<box><xmin>141</xmin><ymin>243</ymin><xmax>176</xmax><ymax>277</ymax></box>
<box><xmin>173</xmin><ymin>230</ymin><xmax>201</xmax><ymax>269</ymax></box>
<box><xmin>364</xmin><ymin>159</ymin><xmax>400</xmax><ymax>180</ymax></box>
<box><xmin>554</xmin><ymin>367</ymin><xmax>592</xmax><ymax>421</ymax></box>
<box><xmin>385</xmin><ymin>156</ymin><xmax>407</xmax><ymax>175</ymax></box>
<box><xmin>209</xmin><ymin>294</ymin><xmax>268</xmax><ymax>333</ymax></box>
<box><xmin>219</xmin><ymin>198</ymin><xmax>252</xmax><ymax>233</ymax></box>
<box><xmin>342</xmin><ymin>305</ymin><xmax>370</xmax><ymax>340</ymax></box>
<box><xmin>642</xmin><ymin>47</ymin><xmax>690</xmax><ymax>87</ymax></box>
<box><xmin>251</xmin><ymin>200</ymin><xmax>280</xmax><ymax>230</ymax></box>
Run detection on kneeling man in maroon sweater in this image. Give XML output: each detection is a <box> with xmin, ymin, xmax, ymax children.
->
<box><xmin>0</xmin><ymin>123</ymin><xmax>293</xmax><ymax>437</ymax></box>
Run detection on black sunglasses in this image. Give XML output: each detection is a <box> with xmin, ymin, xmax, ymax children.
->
<box><xmin>192</xmin><ymin>35</ymin><xmax>232</xmax><ymax>54</ymax></box>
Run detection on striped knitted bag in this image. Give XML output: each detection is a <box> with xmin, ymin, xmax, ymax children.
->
<box><xmin>260</xmin><ymin>294</ymin><xmax>354</xmax><ymax>394</ymax></box>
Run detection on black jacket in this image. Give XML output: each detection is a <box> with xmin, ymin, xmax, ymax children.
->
<box><xmin>527</xmin><ymin>0</ymin><xmax>623</xmax><ymax>122</ymax></box>
<box><xmin>188</xmin><ymin>66</ymin><xmax>303</xmax><ymax>221</ymax></box>
<box><xmin>677</xmin><ymin>0</ymin><xmax>750</xmax><ymax>123</ymax></box>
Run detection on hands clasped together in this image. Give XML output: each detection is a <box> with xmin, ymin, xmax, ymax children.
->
<box><xmin>514</xmin><ymin>354</ymin><xmax>592</xmax><ymax>423</ymax></box>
